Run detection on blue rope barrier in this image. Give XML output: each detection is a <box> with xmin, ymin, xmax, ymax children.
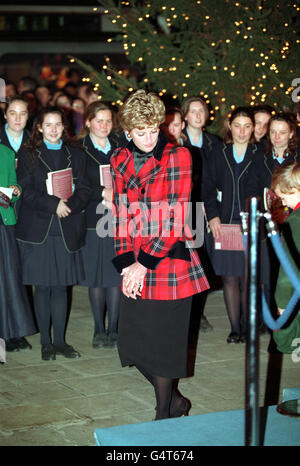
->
<box><xmin>241</xmin><ymin>213</ymin><xmax>300</xmax><ymax>331</ymax></box>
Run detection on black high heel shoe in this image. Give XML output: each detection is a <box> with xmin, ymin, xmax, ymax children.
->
<box><xmin>170</xmin><ymin>396</ymin><xmax>191</xmax><ymax>418</ymax></box>
<box><xmin>226</xmin><ymin>332</ymin><xmax>240</xmax><ymax>343</ymax></box>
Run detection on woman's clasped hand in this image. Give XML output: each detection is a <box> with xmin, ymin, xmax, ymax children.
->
<box><xmin>121</xmin><ymin>262</ymin><xmax>147</xmax><ymax>299</ymax></box>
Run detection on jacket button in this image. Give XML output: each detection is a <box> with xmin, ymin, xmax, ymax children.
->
<box><xmin>141</xmin><ymin>188</ymin><xmax>145</xmax><ymax>194</ymax></box>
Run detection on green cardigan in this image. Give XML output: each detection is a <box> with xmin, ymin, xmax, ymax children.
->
<box><xmin>273</xmin><ymin>208</ymin><xmax>300</xmax><ymax>354</ymax></box>
<box><xmin>0</xmin><ymin>143</ymin><xmax>21</xmax><ymax>225</ymax></box>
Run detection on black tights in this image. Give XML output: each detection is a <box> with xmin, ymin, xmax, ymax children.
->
<box><xmin>34</xmin><ymin>285</ymin><xmax>67</xmax><ymax>346</ymax></box>
<box><xmin>222</xmin><ymin>275</ymin><xmax>247</xmax><ymax>335</ymax></box>
<box><xmin>135</xmin><ymin>364</ymin><xmax>183</xmax><ymax>420</ymax></box>
<box><xmin>88</xmin><ymin>286</ymin><xmax>121</xmax><ymax>334</ymax></box>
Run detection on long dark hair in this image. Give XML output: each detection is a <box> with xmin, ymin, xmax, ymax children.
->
<box><xmin>224</xmin><ymin>106</ymin><xmax>255</xmax><ymax>143</ymax></box>
<box><xmin>24</xmin><ymin>106</ymin><xmax>74</xmax><ymax>157</ymax></box>
<box><xmin>266</xmin><ymin>112</ymin><xmax>298</xmax><ymax>158</ymax></box>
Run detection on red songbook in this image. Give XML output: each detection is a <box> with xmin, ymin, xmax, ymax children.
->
<box><xmin>99</xmin><ymin>164</ymin><xmax>112</xmax><ymax>189</ymax></box>
<box><xmin>263</xmin><ymin>187</ymin><xmax>282</xmax><ymax>212</ymax></box>
<box><xmin>46</xmin><ymin>168</ymin><xmax>73</xmax><ymax>200</ymax></box>
<box><xmin>214</xmin><ymin>224</ymin><xmax>244</xmax><ymax>251</ymax></box>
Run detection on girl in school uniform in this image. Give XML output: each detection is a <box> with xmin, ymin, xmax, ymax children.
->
<box><xmin>249</xmin><ymin>113</ymin><xmax>300</xmax><ymax>338</ymax></box>
<box><xmin>0</xmin><ymin>143</ymin><xmax>36</xmax><ymax>358</ymax></box>
<box><xmin>16</xmin><ymin>106</ymin><xmax>90</xmax><ymax>361</ymax></box>
<box><xmin>181</xmin><ymin>97</ymin><xmax>222</xmax><ymax>332</ymax></box>
<box><xmin>0</xmin><ymin>95</ymin><xmax>33</xmax><ymax>351</ymax></box>
<box><xmin>202</xmin><ymin>107</ymin><xmax>260</xmax><ymax>343</ymax></box>
<box><xmin>78</xmin><ymin>102</ymin><xmax>121</xmax><ymax>348</ymax></box>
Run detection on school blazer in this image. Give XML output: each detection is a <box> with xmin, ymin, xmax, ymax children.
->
<box><xmin>0</xmin><ymin>125</ymin><xmax>30</xmax><ymax>157</ymax></box>
<box><xmin>110</xmin><ymin>135</ymin><xmax>210</xmax><ymax>300</ymax></box>
<box><xmin>183</xmin><ymin>129</ymin><xmax>222</xmax><ymax>202</ymax></box>
<box><xmin>249</xmin><ymin>149</ymin><xmax>300</xmax><ymax>201</ymax></box>
<box><xmin>80</xmin><ymin>133</ymin><xmax>120</xmax><ymax>229</ymax></box>
<box><xmin>16</xmin><ymin>143</ymin><xmax>91</xmax><ymax>252</ymax></box>
<box><xmin>0</xmin><ymin>143</ymin><xmax>21</xmax><ymax>225</ymax></box>
<box><xmin>202</xmin><ymin>143</ymin><xmax>259</xmax><ymax>223</ymax></box>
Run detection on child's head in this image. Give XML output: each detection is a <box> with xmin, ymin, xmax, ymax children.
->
<box><xmin>271</xmin><ymin>162</ymin><xmax>300</xmax><ymax>209</ymax></box>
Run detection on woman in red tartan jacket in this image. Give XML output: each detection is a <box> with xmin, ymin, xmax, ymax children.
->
<box><xmin>110</xmin><ymin>90</ymin><xmax>209</xmax><ymax>420</ymax></box>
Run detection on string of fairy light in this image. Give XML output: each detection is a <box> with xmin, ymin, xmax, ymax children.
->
<box><xmin>70</xmin><ymin>1</ymin><xmax>300</xmax><ymax>121</ymax></box>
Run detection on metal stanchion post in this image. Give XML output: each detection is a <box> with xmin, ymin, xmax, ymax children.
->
<box><xmin>245</xmin><ymin>197</ymin><xmax>261</xmax><ymax>446</ymax></box>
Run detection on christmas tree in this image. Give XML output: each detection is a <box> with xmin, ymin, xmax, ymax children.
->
<box><xmin>71</xmin><ymin>0</ymin><xmax>300</xmax><ymax>133</ymax></box>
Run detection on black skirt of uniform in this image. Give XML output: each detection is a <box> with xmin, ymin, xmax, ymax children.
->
<box><xmin>118</xmin><ymin>294</ymin><xmax>192</xmax><ymax>378</ymax></box>
<box><xmin>17</xmin><ymin>235</ymin><xmax>85</xmax><ymax>286</ymax></box>
<box><xmin>206</xmin><ymin>230</ymin><xmax>245</xmax><ymax>277</ymax></box>
<box><xmin>0</xmin><ymin>224</ymin><xmax>37</xmax><ymax>339</ymax></box>
<box><xmin>79</xmin><ymin>229</ymin><xmax>121</xmax><ymax>288</ymax></box>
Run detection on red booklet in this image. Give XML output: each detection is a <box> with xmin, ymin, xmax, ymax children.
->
<box><xmin>214</xmin><ymin>224</ymin><xmax>244</xmax><ymax>251</ymax></box>
<box><xmin>99</xmin><ymin>164</ymin><xmax>112</xmax><ymax>189</ymax></box>
<box><xmin>46</xmin><ymin>168</ymin><xmax>73</xmax><ymax>200</ymax></box>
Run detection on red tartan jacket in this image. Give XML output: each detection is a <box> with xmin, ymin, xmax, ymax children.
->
<box><xmin>111</xmin><ymin>136</ymin><xmax>209</xmax><ymax>300</ymax></box>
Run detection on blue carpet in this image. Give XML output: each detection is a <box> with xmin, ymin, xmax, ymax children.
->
<box><xmin>94</xmin><ymin>402</ymin><xmax>300</xmax><ymax>446</ymax></box>
<box><xmin>283</xmin><ymin>387</ymin><xmax>300</xmax><ymax>402</ymax></box>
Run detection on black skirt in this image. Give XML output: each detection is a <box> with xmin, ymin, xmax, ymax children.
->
<box><xmin>206</xmin><ymin>231</ymin><xmax>245</xmax><ymax>277</ymax></box>
<box><xmin>118</xmin><ymin>294</ymin><xmax>192</xmax><ymax>378</ymax></box>
<box><xmin>79</xmin><ymin>229</ymin><xmax>121</xmax><ymax>288</ymax></box>
<box><xmin>0</xmin><ymin>224</ymin><xmax>37</xmax><ymax>339</ymax></box>
<box><xmin>17</xmin><ymin>235</ymin><xmax>85</xmax><ymax>286</ymax></box>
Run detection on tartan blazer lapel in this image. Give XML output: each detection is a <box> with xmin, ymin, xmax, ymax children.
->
<box><xmin>117</xmin><ymin>147</ymin><xmax>162</xmax><ymax>191</ymax></box>
<box><xmin>136</xmin><ymin>157</ymin><xmax>162</xmax><ymax>188</ymax></box>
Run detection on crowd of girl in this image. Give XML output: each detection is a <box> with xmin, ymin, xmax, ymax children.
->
<box><xmin>0</xmin><ymin>89</ymin><xmax>299</xmax><ymax>418</ymax></box>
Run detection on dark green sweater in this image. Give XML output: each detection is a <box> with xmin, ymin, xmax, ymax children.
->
<box><xmin>273</xmin><ymin>208</ymin><xmax>300</xmax><ymax>353</ymax></box>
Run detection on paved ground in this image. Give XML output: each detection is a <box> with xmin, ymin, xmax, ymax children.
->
<box><xmin>0</xmin><ymin>287</ymin><xmax>298</xmax><ymax>446</ymax></box>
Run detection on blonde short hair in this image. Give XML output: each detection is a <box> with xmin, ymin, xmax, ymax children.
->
<box><xmin>118</xmin><ymin>89</ymin><xmax>165</xmax><ymax>131</ymax></box>
<box><xmin>271</xmin><ymin>162</ymin><xmax>300</xmax><ymax>193</ymax></box>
